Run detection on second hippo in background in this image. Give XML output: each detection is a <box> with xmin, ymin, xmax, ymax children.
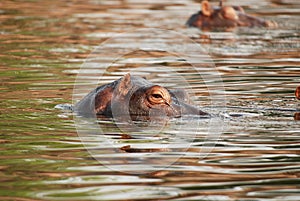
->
<box><xmin>186</xmin><ymin>0</ymin><xmax>277</xmax><ymax>30</ymax></box>
<box><xmin>75</xmin><ymin>73</ymin><xmax>209</xmax><ymax>121</ymax></box>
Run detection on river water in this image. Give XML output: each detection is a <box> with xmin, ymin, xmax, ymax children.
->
<box><xmin>0</xmin><ymin>0</ymin><xmax>299</xmax><ymax>200</ymax></box>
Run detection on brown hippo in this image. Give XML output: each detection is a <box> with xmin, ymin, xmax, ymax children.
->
<box><xmin>75</xmin><ymin>73</ymin><xmax>209</xmax><ymax>120</ymax></box>
<box><xmin>295</xmin><ymin>86</ymin><xmax>300</xmax><ymax>100</ymax></box>
<box><xmin>186</xmin><ymin>0</ymin><xmax>277</xmax><ymax>30</ymax></box>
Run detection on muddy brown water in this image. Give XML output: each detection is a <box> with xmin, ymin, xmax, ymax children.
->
<box><xmin>0</xmin><ymin>0</ymin><xmax>299</xmax><ymax>200</ymax></box>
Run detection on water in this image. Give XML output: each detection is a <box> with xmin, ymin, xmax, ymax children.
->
<box><xmin>0</xmin><ymin>0</ymin><xmax>300</xmax><ymax>200</ymax></box>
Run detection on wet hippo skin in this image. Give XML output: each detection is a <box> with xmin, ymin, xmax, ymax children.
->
<box><xmin>295</xmin><ymin>86</ymin><xmax>300</xmax><ymax>100</ymax></box>
<box><xmin>75</xmin><ymin>73</ymin><xmax>208</xmax><ymax>120</ymax></box>
<box><xmin>186</xmin><ymin>0</ymin><xmax>277</xmax><ymax>30</ymax></box>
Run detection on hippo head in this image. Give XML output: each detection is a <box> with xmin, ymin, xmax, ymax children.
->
<box><xmin>109</xmin><ymin>74</ymin><xmax>181</xmax><ymax>120</ymax></box>
<box><xmin>75</xmin><ymin>73</ymin><xmax>208</xmax><ymax>120</ymax></box>
<box><xmin>186</xmin><ymin>0</ymin><xmax>277</xmax><ymax>30</ymax></box>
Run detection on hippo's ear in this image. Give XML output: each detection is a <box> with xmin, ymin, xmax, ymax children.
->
<box><xmin>201</xmin><ymin>0</ymin><xmax>213</xmax><ymax>17</ymax></box>
<box><xmin>116</xmin><ymin>73</ymin><xmax>132</xmax><ymax>97</ymax></box>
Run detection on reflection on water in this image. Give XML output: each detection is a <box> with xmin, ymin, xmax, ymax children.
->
<box><xmin>0</xmin><ymin>0</ymin><xmax>299</xmax><ymax>200</ymax></box>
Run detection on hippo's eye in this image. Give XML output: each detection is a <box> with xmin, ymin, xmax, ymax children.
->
<box><xmin>151</xmin><ymin>93</ymin><xmax>163</xmax><ymax>99</ymax></box>
<box><xmin>146</xmin><ymin>85</ymin><xmax>171</xmax><ymax>106</ymax></box>
<box><xmin>221</xmin><ymin>6</ymin><xmax>238</xmax><ymax>20</ymax></box>
<box><xmin>148</xmin><ymin>92</ymin><xmax>165</xmax><ymax>105</ymax></box>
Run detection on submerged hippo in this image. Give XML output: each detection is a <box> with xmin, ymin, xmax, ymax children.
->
<box><xmin>295</xmin><ymin>86</ymin><xmax>300</xmax><ymax>100</ymax></box>
<box><xmin>186</xmin><ymin>0</ymin><xmax>277</xmax><ymax>30</ymax></box>
<box><xmin>75</xmin><ymin>73</ymin><xmax>208</xmax><ymax>120</ymax></box>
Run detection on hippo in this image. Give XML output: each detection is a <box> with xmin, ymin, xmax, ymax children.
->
<box><xmin>186</xmin><ymin>0</ymin><xmax>277</xmax><ymax>30</ymax></box>
<box><xmin>295</xmin><ymin>86</ymin><xmax>300</xmax><ymax>100</ymax></box>
<box><xmin>75</xmin><ymin>73</ymin><xmax>209</xmax><ymax>120</ymax></box>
